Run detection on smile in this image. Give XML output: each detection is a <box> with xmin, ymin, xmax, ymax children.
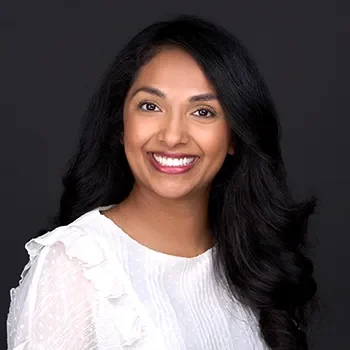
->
<box><xmin>148</xmin><ymin>152</ymin><xmax>199</xmax><ymax>174</ymax></box>
<box><xmin>153</xmin><ymin>153</ymin><xmax>195</xmax><ymax>167</ymax></box>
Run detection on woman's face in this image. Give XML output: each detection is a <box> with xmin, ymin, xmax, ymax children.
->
<box><xmin>122</xmin><ymin>47</ymin><xmax>234</xmax><ymax>200</ymax></box>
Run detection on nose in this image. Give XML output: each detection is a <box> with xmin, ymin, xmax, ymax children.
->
<box><xmin>157</xmin><ymin>113</ymin><xmax>189</xmax><ymax>147</ymax></box>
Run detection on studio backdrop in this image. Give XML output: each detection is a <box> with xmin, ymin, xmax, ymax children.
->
<box><xmin>0</xmin><ymin>1</ymin><xmax>348</xmax><ymax>349</ymax></box>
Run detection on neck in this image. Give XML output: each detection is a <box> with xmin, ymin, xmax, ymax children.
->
<box><xmin>114</xmin><ymin>184</ymin><xmax>214</xmax><ymax>256</ymax></box>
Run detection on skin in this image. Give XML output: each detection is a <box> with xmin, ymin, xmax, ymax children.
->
<box><xmin>103</xmin><ymin>47</ymin><xmax>235</xmax><ymax>257</ymax></box>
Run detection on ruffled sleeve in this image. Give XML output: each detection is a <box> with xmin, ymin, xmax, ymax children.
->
<box><xmin>7</xmin><ymin>238</ymin><xmax>100</xmax><ymax>349</ymax></box>
<box><xmin>7</xmin><ymin>225</ymin><xmax>165</xmax><ymax>350</ymax></box>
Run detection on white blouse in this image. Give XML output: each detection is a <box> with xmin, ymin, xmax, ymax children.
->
<box><xmin>7</xmin><ymin>205</ymin><xmax>268</xmax><ymax>350</ymax></box>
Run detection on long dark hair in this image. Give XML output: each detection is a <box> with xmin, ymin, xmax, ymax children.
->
<box><xmin>39</xmin><ymin>14</ymin><xmax>320</xmax><ymax>349</ymax></box>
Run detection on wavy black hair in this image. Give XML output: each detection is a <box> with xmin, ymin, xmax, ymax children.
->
<box><xmin>38</xmin><ymin>14</ymin><xmax>320</xmax><ymax>349</ymax></box>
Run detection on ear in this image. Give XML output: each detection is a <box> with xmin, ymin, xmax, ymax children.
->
<box><xmin>228</xmin><ymin>138</ymin><xmax>236</xmax><ymax>155</ymax></box>
<box><xmin>228</xmin><ymin>145</ymin><xmax>234</xmax><ymax>155</ymax></box>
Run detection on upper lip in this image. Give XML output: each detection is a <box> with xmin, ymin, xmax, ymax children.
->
<box><xmin>150</xmin><ymin>152</ymin><xmax>198</xmax><ymax>158</ymax></box>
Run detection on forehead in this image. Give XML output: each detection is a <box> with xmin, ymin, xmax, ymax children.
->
<box><xmin>132</xmin><ymin>48</ymin><xmax>215</xmax><ymax>94</ymax></box>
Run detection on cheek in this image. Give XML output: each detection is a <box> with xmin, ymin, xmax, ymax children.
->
<box><xmin>196</xmin><ymin>125</ymin><xmax>231</xmax><ymax>157</ymax></box>
<box><xmin>123</xmin><ymin>117</ymin><xmax>151</xmax><ymax>149</ymax></box>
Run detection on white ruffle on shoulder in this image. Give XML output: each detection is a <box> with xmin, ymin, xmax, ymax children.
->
<box><xmin>7</xmin><ymin>219</ymin><xmax>166</xmax><ymax>350</ymax></box>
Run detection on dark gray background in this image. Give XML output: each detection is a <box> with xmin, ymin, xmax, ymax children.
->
<box><xmin>1</xmin><ymin>1</ymin><xmax>348</xmax><ymax>349</ymax></box>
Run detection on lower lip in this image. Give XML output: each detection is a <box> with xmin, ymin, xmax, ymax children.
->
<box><xmin>148</xmin><ymin>153</ymin><xmax>199</xmax><ymax>174</ymax></box>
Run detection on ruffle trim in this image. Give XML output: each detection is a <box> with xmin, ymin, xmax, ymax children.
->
<box><xmin>21</xmin><ymin>224</ymin><xmax>160</xmax><ymax>348</ymax></box>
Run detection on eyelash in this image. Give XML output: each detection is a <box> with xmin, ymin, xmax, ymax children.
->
<box><xmin>137</xmin><ymin>101</ymin><xmax>217</xmax><ymax>118</ymax></box>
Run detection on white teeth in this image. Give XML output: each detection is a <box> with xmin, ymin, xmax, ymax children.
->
<box><xmin>152</xmin><ymin>153</ymin><xmax>195</xmax><ymax>167</ymax></box>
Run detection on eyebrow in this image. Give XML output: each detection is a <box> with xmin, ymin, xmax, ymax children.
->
<box><xmin>131</xmin><ymin>86</ymin><xmax>218</xmax><ymax>102</ymax></box>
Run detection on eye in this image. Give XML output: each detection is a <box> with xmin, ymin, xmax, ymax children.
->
<box><xmin>193</xmin><ymin>108</ymin><xmax>216</xmax><ymax>118</ymax></box>
<box><xmin>138</xmin><ymin>102</ymin><xmax>161</xmax><ymax>112</ymax></box>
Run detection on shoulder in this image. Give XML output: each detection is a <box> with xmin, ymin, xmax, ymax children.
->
<box><xmin>20</xmin><ymin>206</ymin><xmax>120</xmax><ymax>287</ymax></box>
<box><xmin>9</xmin><ymin>206</ymin><xmax>164</xmax><ymax>348</ymax></box>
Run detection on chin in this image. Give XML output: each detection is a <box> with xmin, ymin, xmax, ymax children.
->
<box><xmin>150</xmin><ymin>183</ymin><xmax>195</xmax><ymax>200</ymax></box>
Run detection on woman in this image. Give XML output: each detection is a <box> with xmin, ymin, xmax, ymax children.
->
<box><xmin>7</xmin><ymin>15</ymin><xmax>319</xmax><ymax>349</ymax></box>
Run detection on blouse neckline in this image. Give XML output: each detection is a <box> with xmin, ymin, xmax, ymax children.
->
<box><xmin>95</xmin><ymin>205</ymin><xmax>216</xmax><ymax>263</ymax></box>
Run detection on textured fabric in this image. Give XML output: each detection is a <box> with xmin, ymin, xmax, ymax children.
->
<box><xmin>7</xmin><ymin>205</ymin><xmax>269</xmax><ymax>350</ymax></box>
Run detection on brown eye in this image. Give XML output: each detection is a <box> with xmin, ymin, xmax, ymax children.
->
<box><xmin>193</xmin><ymin>108</ymin><xmax>216</xmax><ymax>118</ymax></box>
<box><xmin>138</xmin><ymin>102</ymin><xmax>161</xmax><ymax>112</ymax></box>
